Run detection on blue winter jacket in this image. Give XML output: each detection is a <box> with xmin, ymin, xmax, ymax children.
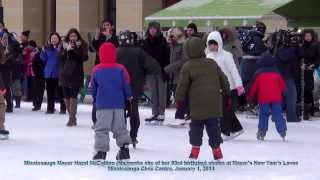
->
<box><xmin>91</xmin><ymin>43</ymin><xmax>132</xmax><ymax>110</ymax></box>
<box><xmin>40</xmin><ymin>46</ymin><xmax>61</xmax><ymax>79</ymax></box>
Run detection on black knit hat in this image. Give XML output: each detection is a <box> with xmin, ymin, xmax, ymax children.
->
<box><xmin>22</xmin><ymin>30</ymin><xmax>31</xmax><ymax>37</ymax></box>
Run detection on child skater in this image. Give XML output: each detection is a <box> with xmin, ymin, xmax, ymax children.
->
<box><xmin>247</xmin><ymin>53</ymin><xmax>287</xmax><ymax>141</ymax></box>
<box><xmin>175</xmin><ymin>37</ymin><xmax>230</xmax><ymax>160</ymax></box>
<box><xmin>91</xmin><ymin>42</ymin><xmax>132</xmax><ymax>160</ymax></box>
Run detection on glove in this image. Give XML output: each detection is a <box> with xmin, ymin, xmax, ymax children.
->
<box><xmin>0</xmin><ymin>89</ymin><xmax>6</xmax><ymax>96</ymax></box>
<box><xmin>176</xmin><ymin>100</ymin><xmax>183</xmax><ymax>110</ymax></box>
<box><xmin>236</xmin><ymin>86</ymin><xmax>245</xmax><ymax>96</ymax></box>
<box><xmin>227</xmin><ymin>97</ymin><xmax>233</xmax><ymax>111</ymax></box>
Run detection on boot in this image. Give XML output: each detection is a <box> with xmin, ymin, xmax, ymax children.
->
<box><xmin>116</xmin><ymin>144</ymin><xmax>130</xmax><ymax>160</ymax></box>
<box><xmin>15</xmin><ymin>96</ymin><xmax>21</xmax><ymax>108</ymax></box>
<box><xmin>66</xmin><ymin>98</ymin><xmax>77</xmax><ymax>127</ymax></box>
<box><xmin>93</xmin><ymin>151</ymin><xmax>107</xmax><ymax>160</ymax></box>
<box><xmin>189</xmin><ymin>146</ymin><xmax>200</xmax><ymax>159</ymax></box>
<box><xmin>213</xmin><ymin>147</ymin><xmax>223</xmax><ymax>160</ymax></box>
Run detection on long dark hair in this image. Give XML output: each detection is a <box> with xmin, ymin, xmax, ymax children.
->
<box><xmin>64</xmin><ymin>28</ymin><xmax>85</xmax><ymax>43</ymax></box>
<box><xmin>48</xmin><ymin>32</ymin><xmax>61</xmax><ymax>44</ymax></box>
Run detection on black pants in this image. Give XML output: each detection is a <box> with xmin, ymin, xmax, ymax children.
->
<box><xmin>62</xmin><ymin>87</ymin><xmax>80</xmax><ymax>99</ymax></box>
<box><xmin>221</xmin><ymin>91</ymin><xmax>243</xmax><ymax>136</ymax></box>
<box><xmin>92</xmin><ymin>104</ymin><xmax>97</xmax><ymax>125</ymax></box>
<box><xmin>26</xmin><ymin>76</ymin><xmax>33</xmax><ymax>101</ymax></box>
<box><xmin>128</xmin><ymin>99</ymin><xmax>140</xmax><ymax>140</ymax></box>
<box><xmin>46</xmin><ymin>78</ymin><xmax>66</xmax><ymax>111</ymax></box>
<box><xmin>33</xmin><ymin>77</ymin><xmax>45</xmax><ymax>109</ymax></box>
<box><xmin>189</xmin><ymin>118</ymin><xmax>222</xmax><ymax>148</ymax></box>
<box><xmin>172</xmin><ymin>84</ymin><xmax>190</xmax><ymax>119</ymax></box>
<box><xmin>4</xmin><ymin>86</ymin><xmax>13</xmax><ymax>111</ymax></box>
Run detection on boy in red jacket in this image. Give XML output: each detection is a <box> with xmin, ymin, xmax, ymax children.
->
<box><xmin>248</xmin><ymin>53</ymin><xmax>287</xmax><ymax>141</ymax></box>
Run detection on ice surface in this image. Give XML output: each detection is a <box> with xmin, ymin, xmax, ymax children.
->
<box><xmin>1</xmin><ymin>103</ymin><xmax>319</xmax><ymax>180</ymax></box>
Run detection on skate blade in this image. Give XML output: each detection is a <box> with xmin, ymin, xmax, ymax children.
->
<box><xmin>146</xmin><ymin>121</ymin><xmax>163</xmax><ymax>126</ymax></box>
<box><xmin>167</xmin><ymin>123</ymin><xmax>186</xmax><ymax>128</ymax></box>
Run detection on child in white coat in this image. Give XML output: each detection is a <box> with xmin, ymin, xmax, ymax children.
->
<box><xmin>206</xmin><ymin>31</ymin><xmax>245</xmax><ymax>140</ymax></box>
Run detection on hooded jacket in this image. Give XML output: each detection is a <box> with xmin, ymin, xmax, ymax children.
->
<box><xmin>248</xmin><ymin>52</ymin><xmax>286</xmax><ymax>104</ymax></box>
<box><xmin>175</xmin><ymin>37</ymin><xmax>230</xmax><ymax>120</ymax></box>
<box><xmin>142</xmin><ymin>22</ymin><xmax>170</xmax><ymax>80</ymax></box>
<box><xmin>206</xmin><ymin>31</ymin><xmax>243</xmax><ymax>90</ymax></box>
<box><xmin>91</xmin><ymin>43</ymin><xmax>132</xmax><ymax>110</ymax></box>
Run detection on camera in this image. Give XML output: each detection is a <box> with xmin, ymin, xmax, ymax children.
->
<box><xmin>272</xmin><ymin>29</ymin><xmax>303</xmax><ymax>48</ymax></box>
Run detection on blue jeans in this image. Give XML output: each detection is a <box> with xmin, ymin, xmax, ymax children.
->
<box><xmin>259</xmin><ymin>103</ymin><xmax>287</xmax><ymax>135</ymax></box>
<box><xmin>284</xmin><ymin>79</ymin><xmax>299</xmax><ymax>122</ymax></box>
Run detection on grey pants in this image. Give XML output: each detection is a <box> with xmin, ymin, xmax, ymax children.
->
<box><xmin>148</xmin><ymin>75</ymin><xmax>167</xmax><ymax>116</ymax></box>
<box><xmin>94</xmin><ymin>109</ymin><xmax>131</xmax><ymax>152</ymax></box>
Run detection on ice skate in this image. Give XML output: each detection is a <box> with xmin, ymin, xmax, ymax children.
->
<box><xmin>0</xmin><ymin>129</ymin><xmax>9</xmax><ymax>140</ymax></box>
<box><xmin>213</xmin><ymin>147</ymin><xmax>223</xmax><ymax>160</ymax></box>
<box><xmin>256</xmin><ymin>131</ymin><xmax>266</xmax><ymax>141</ymax></box>
<box><xmin>116</xmin><ymin>144</ymin><xmax>130</xmax><ymax>160</ymax></box>
<box><xmin>189</xmin><ymin>146</ymin><xmax>200</xmax><ymax>160</ymax></box>
<box><xmin>280</xmin><ymin>132</ymin><xmax>286</xmax><ymax>142</ymax></box>
<box><xmin>132</xmin><ymin>138</ymin><xmax>139</xmax><ymax>149</ymax></box>
<box><xmin>167</xmin><ymin>119</ymin><xmax>186</xmax><ymax>128</ymax></box>
<box><xmin>93</xmin><ymin>151</ymin><xmax>106</xmax><ymax>160</ymax></box>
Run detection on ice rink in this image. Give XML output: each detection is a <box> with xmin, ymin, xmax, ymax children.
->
<box><xmin>1</xmin><ymin>103</ymin><xmax>320</xmax><ymax>180</ymax></box>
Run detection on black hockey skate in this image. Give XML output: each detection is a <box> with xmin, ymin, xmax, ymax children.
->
<box><xmin>116</xmin><ymin>144</ymin><xmax>130</xmax><ymax>160</ymax></box>
<box><xmin>93</xmin><ymin>151</ymin><xmax>106</xmax><ymax>160</ymax></box>
<box><xmin>0</xmin><ymin>129</ymin><xmax>9</xmax><ymax>140</ymax></box>
<box><xmin>132</xmin><ymin>138</ymin><xmax>139</xmax><ymax>149</ymax></box>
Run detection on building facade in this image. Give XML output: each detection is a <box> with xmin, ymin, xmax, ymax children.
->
<box><xmin>1</xmin><ymin>0</ymin><xmax>180</xmax><ymax>45</ymax></box>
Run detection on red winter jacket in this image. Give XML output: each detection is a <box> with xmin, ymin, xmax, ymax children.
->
<box><xmin>248</xmin><ymin>71</ymin><xmax>286</xmax><ymax>104</ymax></box>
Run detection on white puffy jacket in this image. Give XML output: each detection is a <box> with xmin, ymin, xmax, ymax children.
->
<box><xmin>206</xmin><ymin>31</ymin><xmax>243</xmax><ymax>90</ymax></box>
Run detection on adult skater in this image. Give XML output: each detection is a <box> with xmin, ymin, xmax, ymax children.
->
<box><xmin>142</xmin><ymin>21</ymin><xmax>170</xmax><ymax>125</ymax></box>
<box><xmin>175</xmin><ymin>37</ymin><xmax>230</xmax><ymax>160</ymax></box>
<box><xmin>165</xmin><ymin>27</ymin><xmax>190</xmax><ymax>127</ymax></box>
<box><xmin>206</xmin><ymin>31</ymin><xmax>245</xmax><ymax>140</ymax></box>
<box><xmin>117</xmin><ymin>30</ymin><xmax>161</xmax><ymax>147</ymax></box>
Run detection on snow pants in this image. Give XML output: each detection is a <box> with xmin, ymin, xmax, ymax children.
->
<box><xmin>259</xmin><ymin>103</ymin><xmax>287</xmax><ymax>135</ymax></box>
<box><xmin>189</xmin><ymin>118</ymin><xmax>222</xmax><ymax>148</ymax></box>
<box><xmin>94</xmin><ymin>109</ymin><xmax>131</xmax><ymax>152</ymax></box>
